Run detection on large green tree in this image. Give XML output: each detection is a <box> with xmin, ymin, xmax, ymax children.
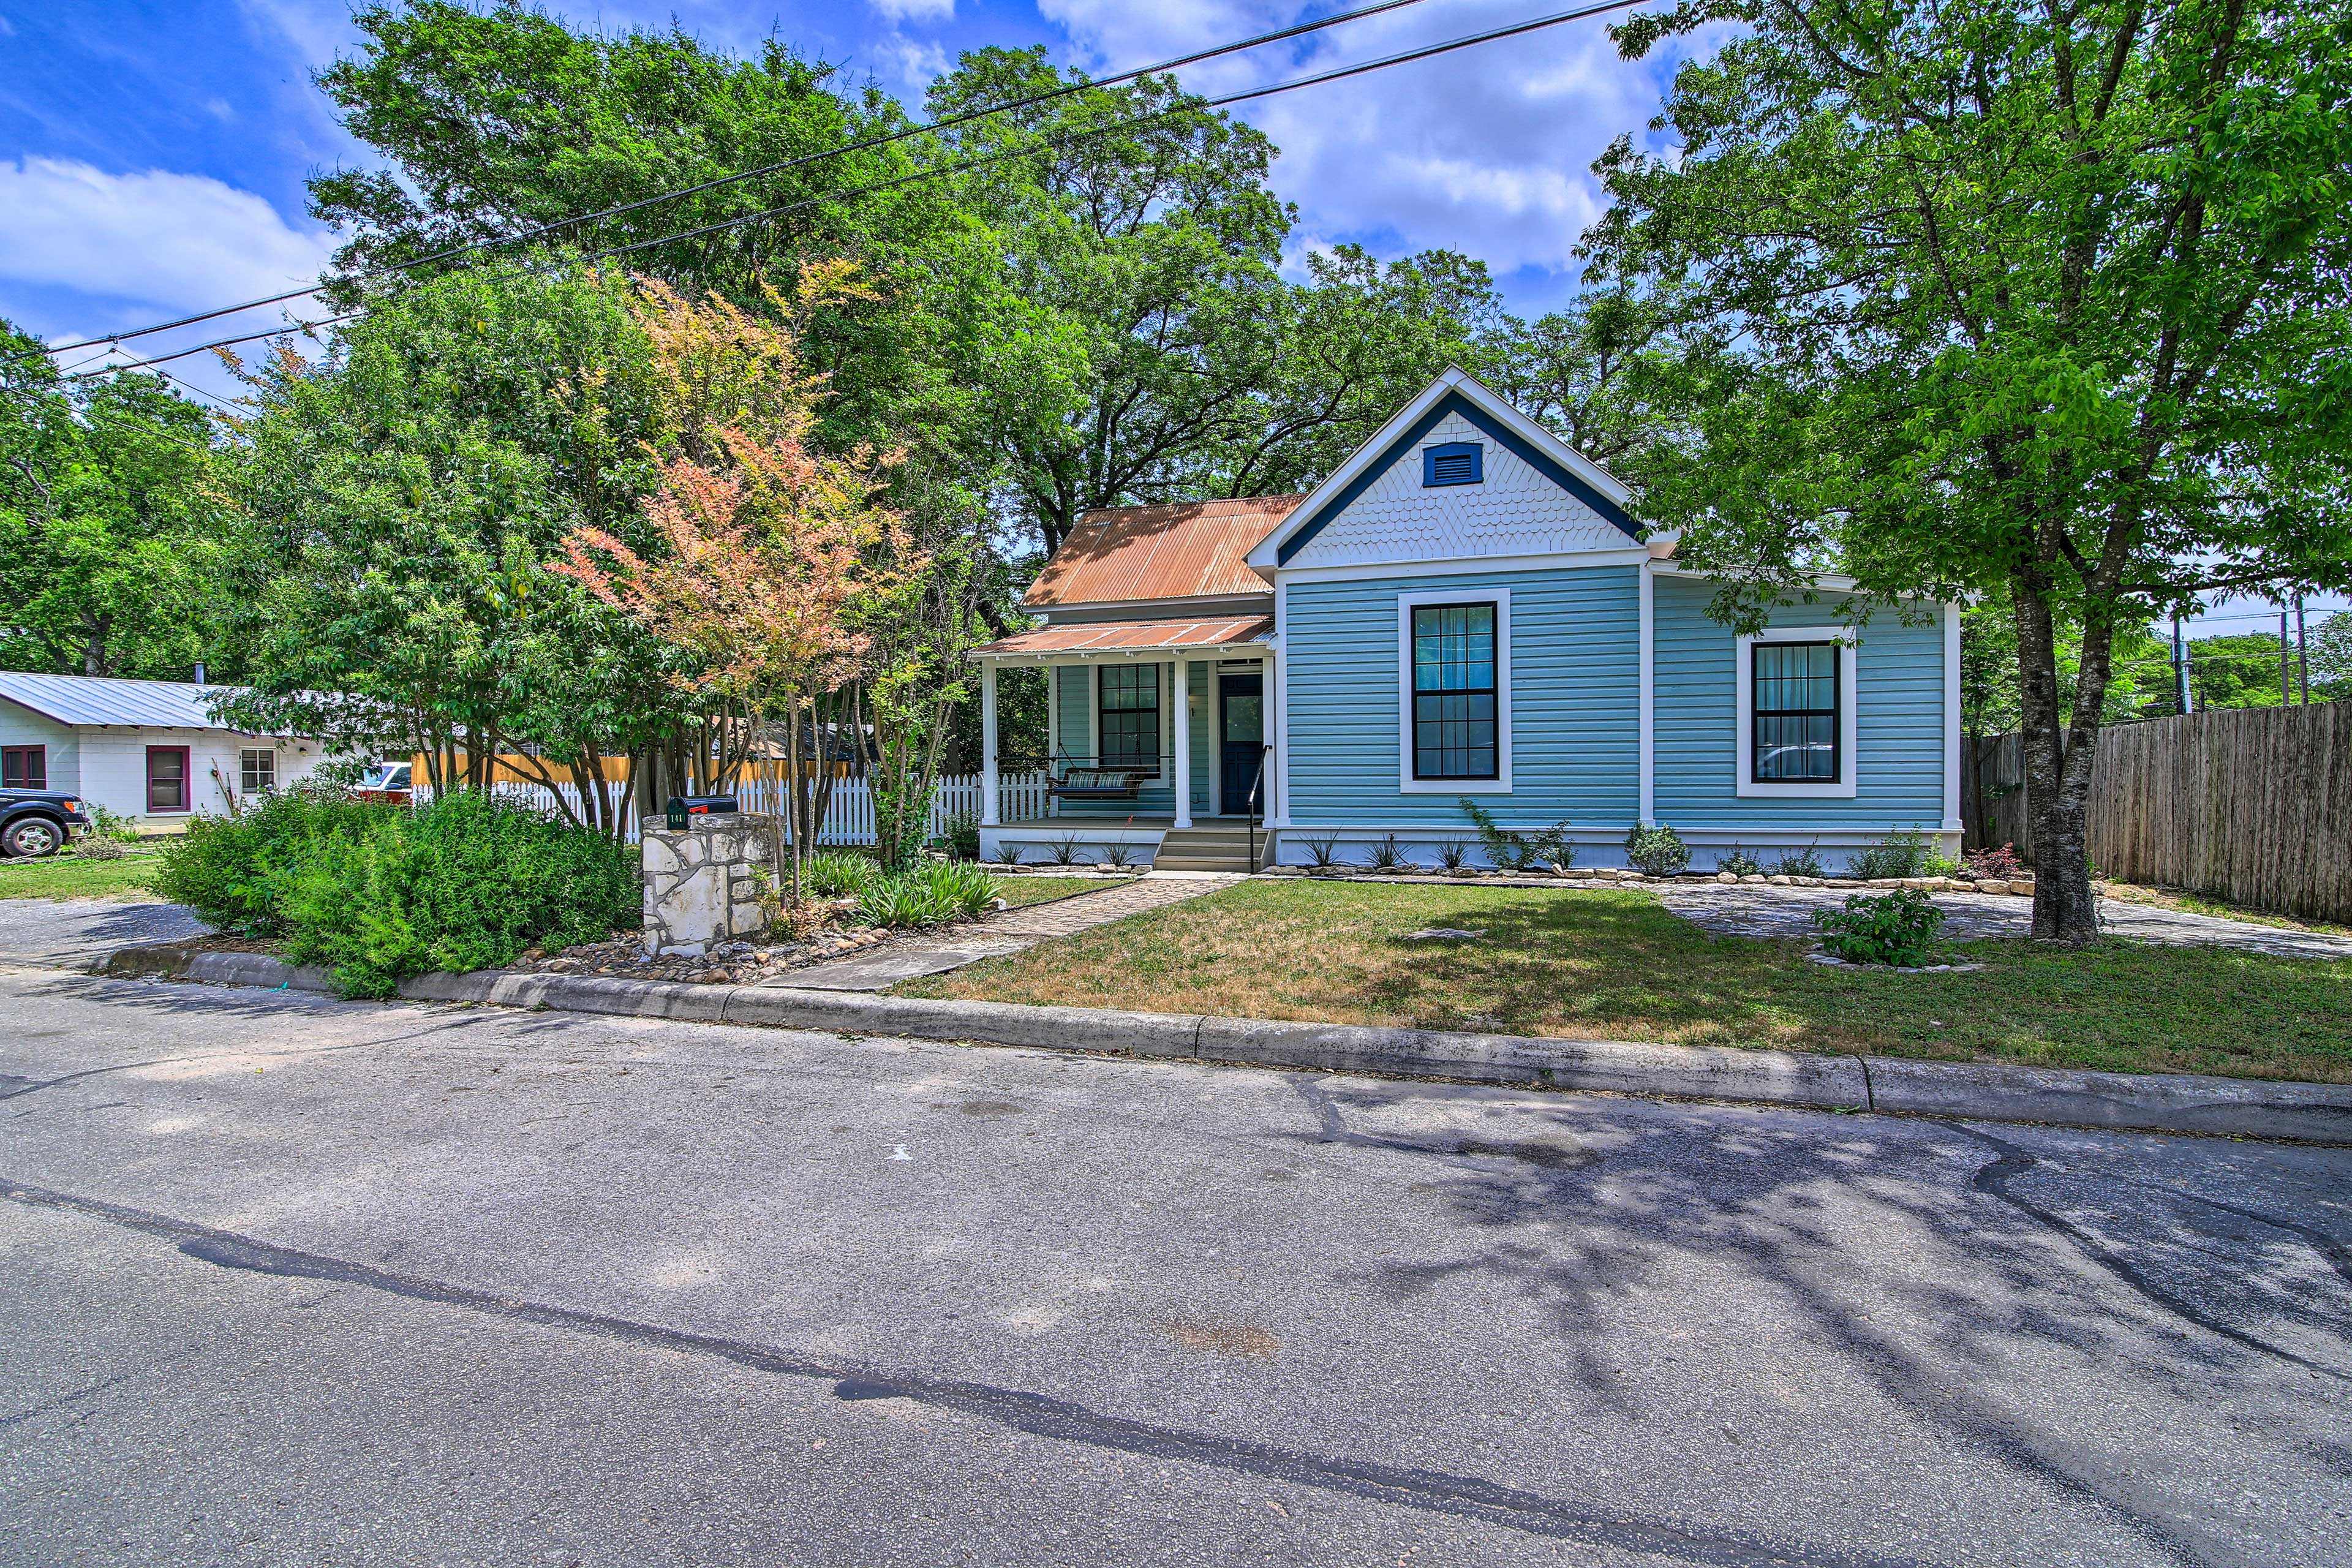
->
<box><xmin>1588</xmin><ymin>0</ymin><xmax>2352</xmax><ymax>939</ymax></box>
<box><xmin>219</xmin><ymin>261</ymin><xmax>680</xmax><ymax>834</ymax></box>
<box><xmin>0</xmin><ymin>323</ymin><xmax>224</xmax><ymax>679</ymax></box>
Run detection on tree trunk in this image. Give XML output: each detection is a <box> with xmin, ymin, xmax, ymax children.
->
<box><xmin>785</xmin><ymin>688</ymin><xmax>804</xmax><ymax>907</ymax></box>
<box><xmin>2013</xmin><ymin>589</ymin><xmax>2101</xmax><ymax>942</ymax></box>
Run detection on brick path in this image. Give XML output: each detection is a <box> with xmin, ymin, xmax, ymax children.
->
<box><xmin>772</xmin><ymin>872</ymin><xmax>1246</xmax><ymax>991</ymax></box>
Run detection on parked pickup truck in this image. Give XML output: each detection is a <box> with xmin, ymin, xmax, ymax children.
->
<box><xmin>0</xmin><ymin>787</ymin><xmax>91</xmax><ymax>859</ymax></box>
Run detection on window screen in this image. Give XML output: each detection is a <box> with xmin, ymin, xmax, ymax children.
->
<box><xmin>1</xmin><ymin>746</ymin><xmax>42</xmax><ymax>791</ymax></box>
<box><xmin>1752</xmin><ymin>643</ymin><xmax>1841</xmax><ymax>782</ymax></box>
<box><xmin>146</xmin><ymin>747</ymin><xmax>189</xmax><ymax>812</ymax></box>
<box><xmin>241</xmin><ymin>748</ymin><xmax>276</xmax><ymax>794</ymax></box>
<box><xmin>1098</xmin><ymin>664</ymin><xmax>1160</xmax><ymax>769</ymax></box>
<box><xmin>1411</xmin><ymin>603</ymin><xmax>1498</xmax><ymax>780</ymax></box>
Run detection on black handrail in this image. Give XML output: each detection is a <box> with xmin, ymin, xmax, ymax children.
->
<box><xmin>1246</xmin><ymin>744</ymin><xmax>1272</xmax><ymax>871</ymax></box>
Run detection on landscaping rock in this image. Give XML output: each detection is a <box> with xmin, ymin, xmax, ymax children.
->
<box><xmin>1401</xmin><ymin>927</ymin><xmax>1485</xmax><ymax>942</ymax></box>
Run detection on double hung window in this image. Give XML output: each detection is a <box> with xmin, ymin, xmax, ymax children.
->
<box><xmin>1751</xmin><ymin>642</ymin><xmax>1841</xmax><ymax>783</ymax></box>
<box><xmin>1410</xmin><ymin>603</ymin><xmax>1499</xmax><ymax>781</ymax></box>
<box><xmin>1098</xmin><ymin>665</ymin><xmax>1160</xmax><ymax>769</ymax></box>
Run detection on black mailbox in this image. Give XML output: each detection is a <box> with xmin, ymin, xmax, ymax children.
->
<box><xmin>665</xmin><ymin>794</ymin><xmax>740</xmax><ymax>830</ymax></box>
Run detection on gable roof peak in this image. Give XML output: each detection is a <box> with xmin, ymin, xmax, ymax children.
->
<box><xmin>1245</xmin><ymin>370</ymin><xmax>1639</xmax><ymax>571</ymax></box>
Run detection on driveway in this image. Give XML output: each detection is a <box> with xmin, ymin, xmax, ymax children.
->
<box><xmin>2</xmin><ymin>960</ymin><xmax>2346</xmax><ymax>1567</ymax></box>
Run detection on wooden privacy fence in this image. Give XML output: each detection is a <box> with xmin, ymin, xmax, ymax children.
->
<box><xmin>1963</xmin><ymin>702</ymin><xmax>2352</xmax><ymax>921</ymax></box>
<box><xmin>415</xmin><ymin>771</ymin><xmax>1052</xmax><ymax>848</ymax></box>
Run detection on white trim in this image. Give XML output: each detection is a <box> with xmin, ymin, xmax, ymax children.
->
<box><xmin>1273</xmin><ymin>586</ymin><xmax>1291</xmax><ymax>826</ymax></box>
<box><xmin>1272</xmin><ymin>548</ymin><xmax>1649</xmax><ymax>586</ymax></box>
<box><xmin>1638</xmin><ymin>564</ymin><xmax>1655</xmax><ymax>826</ymax></box>
<box><xmin>1172</xmin><ymin>655</ymin><xmax>1193</xmax><ymax>830</ymax></box>
<box><xmin>1246</xmin><ymin>366</ymin><xmax>1634</xmax><ymax>570</ymax></box>
<box><xmin>1942</xmin><ymin>603</ymin><xmax>1963</xmax><ymax>832</ymax></box>
<box><xmin>970</xmin><ymin>640</ymin><xmax>1270</xmax><ymax>669</ymax></box>
<box><xmin>1397</xmin><ymin>587</ymin><xmax>1512</xmax><ymax>795</ymax></box>
<box><xmin>980</xmin><ymin>663</ymin><xmax>1000</xmax><ymax>827</ymax></box>
<box><xmin>1649</xmin><ymin>564</ymin><xmax>1948</xmax><ymax>604</ymax></box>
<box><xmin>1734</xmin><ymin>628</ymin><xmax>1859</xmax><ymax>799</ymax></box>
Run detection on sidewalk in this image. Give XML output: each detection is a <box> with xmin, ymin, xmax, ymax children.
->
<box><xmin>775</xmin><ymin>872</ymin><xmax>1245</xmax><ymax>990</ymax></box>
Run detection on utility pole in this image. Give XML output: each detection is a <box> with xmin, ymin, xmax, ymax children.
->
<box><xmin>2296</xmin><ymin>595</ymin><xmax>2310</xmax><ymax>705</ymax></box>
<box><xmin>2173</xmin><ymin>617</ymin><xmax>2193</xmax><ymax>715</ymax></box>
<box><xmin>2282</xmin><ymin>612</ymin><xmax>2294</xmax><ymax>706</ymax></box>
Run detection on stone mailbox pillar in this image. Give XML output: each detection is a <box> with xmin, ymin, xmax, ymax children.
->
<box><xmin>641</xmin><ymin>813</ymin><xmax>774</xmax><ymax>956</ymax></box>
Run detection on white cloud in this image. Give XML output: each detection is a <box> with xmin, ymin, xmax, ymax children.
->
<box><xmin>865</xmin><ymin>0</ymin><xmax>956</xmax><ymax>21</ymax></box>
<box><xmin>0</xmin><ymin>157</ymin><xmax>337</xmax><ymax>316</ymax></box>
<box><xmin>1038</xmin><ymin>1</ymin><xmax>1703</xmax><ymax>285</ymax></box>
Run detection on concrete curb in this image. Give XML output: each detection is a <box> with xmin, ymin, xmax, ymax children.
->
<box><xmin>93</xmin><ymin>943</ymin><xmax>2352</xmax><ymax>1144</ymax></box>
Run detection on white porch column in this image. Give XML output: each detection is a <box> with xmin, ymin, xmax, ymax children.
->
<box><xmin>980</xmin><ymin>662</ymin><xmax>1000</xmax><ymax>827</ymax></box>
<box><xmin>1171</xmin><ymin>656</ymin><xmax>1194</xmax><ymax>829</ymax></box>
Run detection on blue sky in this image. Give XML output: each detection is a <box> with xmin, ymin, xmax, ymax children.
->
<box><xmin>0</xmin><ymin>0</ymin><xmax>2334</xmax><ymax>636</ymax></box>
<box><xmin>0</xmin><ymin>0</ymin><xmax>1680</xmax><ymax>384</ymax></box>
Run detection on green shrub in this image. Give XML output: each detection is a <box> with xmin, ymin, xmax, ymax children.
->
<box><xmin>1850</xmin><ymin>827</ymin><xmax>1932</xmax><ymax>880</ymax></box>
<box><xmin>1624</xmin><ymin>823</ymin><xmax>1692</xmax><ymax>876</ymax></box>
<box><xmin>85</xmin><ymin>803</ymin><xmax>142</xmax><ymax>843</ymax></box>
<box><xmin>802</xmin><ymin>850</ymin><xmax>878</xmax><ymax>897</ymax></box>
<box><xmin>279</xmin><ymin>791</ymin><xmax>636</xmax><ymax>997</ymax></box>
<box><xmin>943</xmin><ymin>810</ymin><xmax>981</xmax><ymax>861</ymax></box>
<box><xmin>154</xmin><ymin>783</ymin><xmax>395</xmax><ymax>935</ymax></box>
<box><xmin>1461</xmin><ymin>798</ymin><xmax>1575</xmax><ymax>870</ymax></box>
<box><xmin>852</xmin><ymin>861</ymin><xmax>999</xmax><ymax>928</ymax></box>
<box><xmin>1768</xmin><ymin>841</ymin><xmax>1825</xmax><ymax>878</ymax></box>
<box><xmin>1813</xmin><ymin>887</ymin><xmax>1948</xmax><ymax>966</ymax></box>
<box><xmin>1717</xmin><ymin>845</ymin><xmax>1762</xmax><ymax>876</ymax></box>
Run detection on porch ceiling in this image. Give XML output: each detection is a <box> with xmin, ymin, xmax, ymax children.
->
<box><xmin>970</xmin><ymin>614</ymin><xmax>1272</xmax><ymax>663</ymax></box>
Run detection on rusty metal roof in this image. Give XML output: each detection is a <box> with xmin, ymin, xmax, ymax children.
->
<box><xmin>971</xmin><ymin>615</ymin><xmax>1274</xmax><ymax>660</ymax></box>
<box><xmin>1023</xmin><ymin>496</ymin><xmax>1300</xmax><ymax>608</ymax></box>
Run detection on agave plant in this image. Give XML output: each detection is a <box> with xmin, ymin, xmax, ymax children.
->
<box><xmin>1049</xmin><ymin>834</ymin><xmax>1081</xmax><ymax>865</ymax></box>
<box><xmin>1436</xmin><ymin>839</ymin><xmax>1469</xmax><ymax>871</ymax></box>
<box><xmin>1305</xmin><ymin>834</ymin><xmax>1341</xmax><ymax>868</ymax></box>
<box><xmin>1100</xmin><ymin>840</ymin><xmax>1135</xmax><ymax>869</ymax></box>
<box><xmin>1366</xmin><ymin>834</ymin><xmax>1406</xmax><ymax>871</ymax></box>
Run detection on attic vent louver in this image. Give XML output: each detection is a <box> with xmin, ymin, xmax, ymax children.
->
<box><xmin>1423</xmin><ymin>442</ymin><xmax>1482</xmax><ymax>487</ymax></box>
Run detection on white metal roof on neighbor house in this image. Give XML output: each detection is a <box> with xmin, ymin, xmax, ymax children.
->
<box><xmin>0</xmin><ymin>671</ymin><xmax>271</xmax><ymax>731</ymax></box>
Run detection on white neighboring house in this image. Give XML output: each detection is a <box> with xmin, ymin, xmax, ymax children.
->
<box><xmin>0</xmin><ymin>673</ymin><xmax>334</xmax><ymax>831</ymax></box>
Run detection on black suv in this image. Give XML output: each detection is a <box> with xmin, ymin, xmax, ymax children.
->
<box><xmin>0</xmin><ymin>788</ymin><xmax>90</xmax><ymax>859</ymax></box>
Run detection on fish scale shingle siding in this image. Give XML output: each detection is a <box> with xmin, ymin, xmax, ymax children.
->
<box><xmin>1283</xmin><ymin>565</ymin><xmax>1642</xmax><ymax>827</ymax></box>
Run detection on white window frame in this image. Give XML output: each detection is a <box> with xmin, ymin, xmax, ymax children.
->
<box><xmin>1397</xmin><ymin>587</ymin><xmax>1512</xmax><ymax>794</ymax></box>
<box><xmin>1735</xmin><ymin>628</ymin><xmax>1858</xmax><ymax>799</ymax></box>
<box><xmin>239</xmin><ymin>747</ymin><xmax>276</xmax><ymax>794</ymax></box>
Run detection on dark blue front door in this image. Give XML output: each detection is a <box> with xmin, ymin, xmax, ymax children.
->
<box><xmin>1218</xmin><ymin>673</ymin><xmax>1264</xmax><ymax>814</ymax></box>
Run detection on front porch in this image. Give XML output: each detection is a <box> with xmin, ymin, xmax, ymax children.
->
<box><xmin>973</xmin><ymin>618</ymin><xmax>1278</xmax><ymax>870</ymax></box>
<box><xmin>978</xmin><ymin>816</ymin><xmax>1264</xmax><ymax>872</ymax></box>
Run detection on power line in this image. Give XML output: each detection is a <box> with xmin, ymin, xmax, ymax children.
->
<box><xmin>24</xmin><ymin>0</ymin><xmax>1448</xmax><ymax>361</ymax></box>
<box><xmin>53</xmin><ymin>0</ymin><xmax>1648</xmax><ymax>380</ymax></box>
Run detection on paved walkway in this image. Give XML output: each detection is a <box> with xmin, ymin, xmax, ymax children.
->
<box><xmin>773</xmin><ymin>872</ymin><xmax>1247</xmax><ymax>990</ymax></box>
<box><xmin>1651</xmin><ymin>883</ymin><xmax>2352</xmax><ymax>959</ymax></box>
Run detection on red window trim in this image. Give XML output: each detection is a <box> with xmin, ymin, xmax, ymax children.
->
<box><xmin>146</xmin><ymin>745</ymin><xmax>192</xmax><ymax>814</ymax></box>
<box><xmin>2</xmin><ymin>744</ymin><xmax>43</xmax><ymax>791</ymax></box>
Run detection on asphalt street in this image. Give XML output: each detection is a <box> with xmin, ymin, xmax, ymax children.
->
<box><xmin>2</xmin><ymin>944</ymin><xmax>2348</xmax><ymax>1566</ymax></box>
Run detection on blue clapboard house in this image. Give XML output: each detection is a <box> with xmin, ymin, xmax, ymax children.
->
<box><xmin>970</xmin><ymin>368</ymin><xmax>1959</xmax><ymax>873</ymax></box>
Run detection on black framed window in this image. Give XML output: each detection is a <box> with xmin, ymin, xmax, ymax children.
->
<box><xmin>2</xmin><ymin>745</ymin><xmax>43</xmax><ymax>790</ymax></box>
<box><xmin>1752</xmin><ymin>643</ymin><xmax>1841</xmax><ymax>782</ymax></box>
<box><xmin>1411</xmin><ymin>603</ymin><xmax>1498</xmax><ymax>780</ymax></box>
<box><xmin>1098</xmin><ymin>664</ymin><xmax>1160</xmax><ymax>769</ymax></box>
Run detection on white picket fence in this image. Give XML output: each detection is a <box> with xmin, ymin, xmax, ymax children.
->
<box><xmin>418</xmin><ymin>771</ymin><xmax>1051</xmax><ymax>846</ymax></box>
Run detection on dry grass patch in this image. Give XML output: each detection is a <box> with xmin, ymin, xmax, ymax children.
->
<box><xmin>897</xmin><ymin>880</ymin><xmax>2352</xmax><ymax>1084</ymax></box>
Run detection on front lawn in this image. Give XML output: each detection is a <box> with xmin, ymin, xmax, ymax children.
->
<box><xmin>0</xmin><ymin>851</ymin><xmax>165</xmax><ymax>902</ymax></box>
<box><xmin>897</xmin><ymin>880</ymin><xmax>2352</xmax><ymax>1084</ymax></box>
